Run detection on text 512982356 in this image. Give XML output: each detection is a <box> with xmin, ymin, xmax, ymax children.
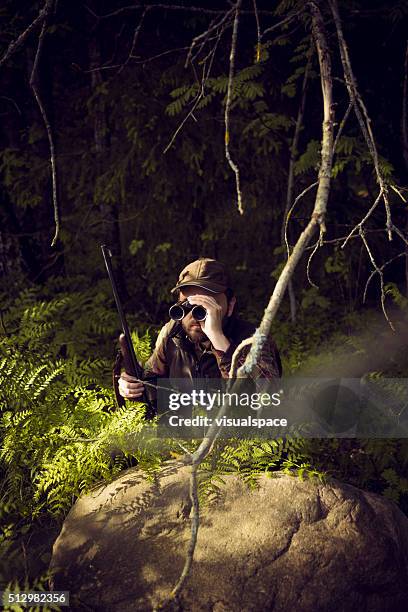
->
<box><xmin>1</xmin><ymin>591</ymin><xmax>69</xmax><ymax>607</ymax></box>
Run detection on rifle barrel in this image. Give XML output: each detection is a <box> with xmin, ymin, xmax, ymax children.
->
<box><xmin>101</xmin><ymin>244</ymin><xmax>143</xmax><ymax>380</ymax></box>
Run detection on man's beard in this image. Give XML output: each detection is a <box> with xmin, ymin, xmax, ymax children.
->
<box><xmin>182</xmin><ymin>319</ymin><xmax>207</xmax><ymax>343</ymax></box>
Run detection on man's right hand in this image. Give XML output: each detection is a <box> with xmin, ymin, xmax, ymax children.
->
<box><xmin>118</xmin><ymin>372</ymin><xmax>145</xmax><ymax>399</ymax></box>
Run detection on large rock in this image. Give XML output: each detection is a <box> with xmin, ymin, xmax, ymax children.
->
<box><xmin>49</xmin><ymin>461</ymin><xmax>408</xmax><ymax>611</ymax></box>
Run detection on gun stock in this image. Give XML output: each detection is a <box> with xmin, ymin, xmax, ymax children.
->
<box><xmin>118</xmin><ymin>332</ymin><xmax>143</xmax><ymax>379</ymax></box>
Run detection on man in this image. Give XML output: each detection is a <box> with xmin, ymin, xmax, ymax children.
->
<box><xmin>118</xmin><ymin>258</ymin><xmax>282</xmax><ymax>401</ymax></box>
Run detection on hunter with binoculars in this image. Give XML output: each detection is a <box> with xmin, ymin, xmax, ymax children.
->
<box><xmin>117</xmin><ymin>258</ymin><xmax>282</xmax><ymax>402</ymax></box>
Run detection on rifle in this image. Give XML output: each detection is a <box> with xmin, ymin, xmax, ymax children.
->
<box><xmin>101</xmin><ymin>244</ymin><xmax>155</xmax><ymax>419</ymax></box>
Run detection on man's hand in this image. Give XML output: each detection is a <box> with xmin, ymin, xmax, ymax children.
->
<box><xmin>187</xmin><ymin>295</ymin><xmax>230</xmax><ymax>351</ymax></box>
<box><xmin>118</xmin><ymin>372</ymin><xmax>145</xmax><ymax>399</ymax></box>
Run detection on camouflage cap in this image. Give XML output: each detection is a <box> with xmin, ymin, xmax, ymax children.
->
<box><xmin>171</xmin><ymin>258</ymin><xmax>231</xmax><ymax>294</ymax></box>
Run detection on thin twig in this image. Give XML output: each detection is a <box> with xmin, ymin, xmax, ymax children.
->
<box><xmin>225</xmin><ymin>0</ymin><xmax>243</xmax><ymax>215</ymax></box>
<box><xmin>163</xmin><ymin>92</ymin><xmax>203</xmax><ymax>154</ymax></box>
<box><xmin>261</xmin><ymin>9</ymin><xmax>302</xmax><ymax>40</ymax></box>
<box><xmin>192</xmin><ymin>31</ymin><xmax>222</xmax><ymax>65</ymax></box>
<box><xmin>252</xmin><ymin>0</ymin><xmax>261</xmax><ymax>62</ymax></box>
<box><xmin>118</xmin><ymin>7</ymin><xmax>149</xmax><ymax>74</ymax></box>
<box><xmin>363</xmin><ymin>252</ymin><xmax>406</xmax><ymax>304</ymax></box>
<box><xmin>132</xmin><ymin>46</ymin><xmax>190</xmax><ymax>64</ymax></box>
<box><xmin>0</xmin><ymin>96</ymin><xmax>22</xmax><ymax>115</ymax></box>
<box><xmin>333</xmin><ymin>101</ymin><xmax>352</xmax><ymax>151</ymax></box>
<box><xmin>189</xmin><ymin>16</ymin><xmax>223</xmax><ymax>65</ymax></box>
<box><xmin>389</xmin><ymin>223</ymin><xmax>408</xmax><ymax>248</ymax></box>
<box><xmin>83</xmin><ymin>46</ymin><xmax>190</xmax><ymax>73</ymax></box>
<box><xmin>29</xmin><ymin>2</ymin><xmax>60</xmax><ymax>247</ymax></box>
<box><xmin>156</xmin><ymin>392</ymin><xmax>232</xmax><ymax>609</ymax></box>
<box><xmin>302</xmin><ymin>228</ymin><xmax>386</xmax><ymax>250</ymax></box>
<box><xmin>163</xmin><ymin>36</ymin><xmax>219</xmax><ymax>154</ymax></box>
<box><xmin>390</xmin><ymin>184</ymin><xmax>407</xmax><ymax>203</ymax></box>
<box><xmin>86</xmin><ymin>4</ymin><xmax>277</xmax><ymax>21</ymax></box>
<box><xmin>341</xmin><ymin>189</ymin><xmax>383</xmax><ymax>248</ymax></box>
<box><xmin>166</xmin><ymin>464</ymin><xmax>199</xmax><ymax>601</ymax></box>
<box><xmin>359</xmin><ymin>228</ymin><xmax>395</xmax><ymax>330</ymax></box>
<box><xmin>306</xmin><ymin>236</ymin><xmax>321</xmax><ymax>289</ymax></box>
<box><xmin>185</xmin><ymin>8</ymin><xmax>234</xmax><ymax>68</ymax></box>
<box><xmin>284</xmin><ymin>182</ymin><xmax>318</xmax><ymax>257</ymax></box>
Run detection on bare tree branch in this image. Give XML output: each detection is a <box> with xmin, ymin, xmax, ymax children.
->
<box><xmin>86</xmin><ymin>3</ymin><xmax>277</xmax><ymax>21</ymax></box>
<box><xmin>389</xmin><ymin>223</ymin><xmax>408</xmax><ymax>248</ymax></box>
<box><xmin>333</xmin><ymin>101</ymin><xmax>352</xmax><ymax>150</ymax></box>
<box><xmin>341</xmin><ymin>190</ymin><xmax>383</xmax><ymax>248</ymax></box>
<box><xmin>363</xmin><ymin>252</ymin><xmax>406</xmax><ymax>304</ymax></box>
<box><xmin>359</xmin><ymin>228</ymin><xmax>395</xmax><ymax>330</ymax></box>
<box><xmin>261</xmin><ymin>9</ymin><xmax>303</xmax><ymax>39</ymax></box>
<box><xmin>303</xmin><ymin>228</ymin><xmax>386</xmax><ymax>250</ymax></box>
<box><xmin>237</xmin><ymin>0</ymin><xmax>334</xmax><ymax>376</ymax></box>
<box><xmin>29</xmin><ymin>1</ymin><xmax>60</xmax><ymax>247</ymax></box>
<box><xmin>185</xmin><ymin>7</ymin><xmax>234</xmax><ymax>68</ymax></box>
<box><xmin>390</xmin><ymin>184</ymin><xmax>407</xmax><ymax>203</ymax></box>
<box><xmin>82</xmin><ymin>45</ymin><xmax>190</xmax><ymax>73</ymax></box>
<box><xmin>328</xmin><ymin>0</ymin><xmax>392</xmax><ymax>240</ymax></box>
<box><xmin>158</xmin><ymin>463</ymin><xmax>199</xmax><ymax>605</ymax></box>
<box><xmin>0</xmin><ymin>0</ymin><xmax>52</xmax><ymax>69</ymax></box>
<box><xmin>225</xmin><ymin>0</ymin><xmax>243</xmax><ymax>215</ymax></box>
<box><xmin>118</xmin><ymin>7</ymin><xmax>149</xmax><ymax>73</ymax></box>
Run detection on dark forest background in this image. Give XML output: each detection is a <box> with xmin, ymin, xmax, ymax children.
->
<box><xmin>1</xmin><ymin>0</ymin><xmax>408</xmax><ymax>598</ymax></box>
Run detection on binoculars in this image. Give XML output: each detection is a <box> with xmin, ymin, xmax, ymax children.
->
<box><xmin>169</xmin><ymin>300</ymin><xmax>207</xmax><ymax>321</ymax></box>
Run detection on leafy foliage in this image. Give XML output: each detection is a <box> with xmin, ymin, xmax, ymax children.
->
<box><xmin>0</xmin><ymin>287</ymin><xmax>170</xmax><ymax>587</ymax></box>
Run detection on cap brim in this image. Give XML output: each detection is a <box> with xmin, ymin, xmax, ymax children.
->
<box><xmin>171</xmin><ymin>281</ymin><xmax>227</xmax><ymax>294</ymax></box>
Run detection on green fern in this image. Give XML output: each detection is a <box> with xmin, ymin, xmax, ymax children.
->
<box><xmin>0</xmin><ymin>290</ymin><xmax>167</xmax><ymax>526</ymax></box>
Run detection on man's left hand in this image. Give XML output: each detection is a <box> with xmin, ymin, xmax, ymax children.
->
<box><xmin>187</xmin><ymin>295</ymin><xmax>230</xmax><ymax>352</ymax></box>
